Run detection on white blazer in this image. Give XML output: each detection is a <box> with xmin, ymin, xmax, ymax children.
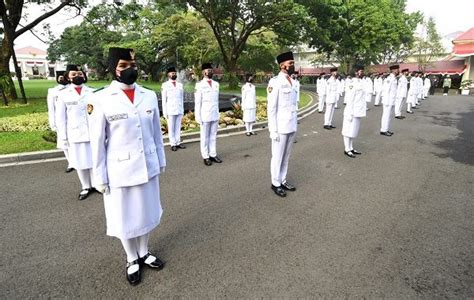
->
<box><xmin>344</xmin><ymin>77</ymin><xmax>367</xmax><ymax>118</ymax></box>
<box><xmin>87</xmin><ymin>81</ymin><xmax>166</xmax><ymax>188</ymax></box>
<box><xmin>241</xmin><ymin>83</ymin><xmax>256</xmax><ymax>109</ymax></box>
<box><xmin>194</xmin><ymin>79</ymin><xmax>220</xmax><ymax>123</ymax></box>
<box><xmin>267</xmin><ymin>72</ymin><xmax>298</xmax><ymax>134</ymax></box>
<box><xmin>397</xmin><ymin>75</ymin><xmax>408</xmax><ymax>98</ymax></box>
<box><xmin>46</xmin><ymin>84</ymin><xmax>67</xmax><ymax>131</ymax></box>
<box><xmin>161</xmin><ymin>80</ymin><xmax>184</xmax><ymax>116</ymax></box>
<box><xmin>382</xmin><ymin>73</ymin><xmax>398</xmax><ymax>106</ymax></box>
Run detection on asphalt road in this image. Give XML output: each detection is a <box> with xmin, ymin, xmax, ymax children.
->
<box><xmin>1</xmin><ymin>94</ymin><xmax>473</xmax><ymax>298</ymax></box>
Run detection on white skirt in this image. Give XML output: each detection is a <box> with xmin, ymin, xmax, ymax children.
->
<box><xmin>342</xmin><ymin>117</ymin><xmax>361</xmax><ymax>138</ymax></box>
<box><xmin>103</xmin><ymin>175</ymin><xmax>163</xmax><ymax>239</ymax></box>
<box><xmin>243</xmin><ymin>108</ymin><xmax>256</xmax><ymax>123</ymax></box>
<box><xmin>68</xmin><ymin>142</ymin><xmax>92</xmax><ymax>170</ymax></box>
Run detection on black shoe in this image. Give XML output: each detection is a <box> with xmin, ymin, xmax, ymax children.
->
<box><xmin>210</xmin><ymin>156</ymin><xmax>222</xmax><ymax>163</ymax></box>
<box><xmin>412</xmin><ymin>106</ymin><xmax>418</xmax><ymax>109</ymax></box>
<box><xmin>324</xmin><ymin>125</ymin><xmax>332</xmax><ymax>130</ymax></box>
<box><xmin>250</xmin><ymin>132</ymin><xmax>257</xmax><ymax>135</ymax></box>
<box><xmin>65</xmin><ymin>167</ymin><xmax>74</xmax><ymax>173</ymax></box>
<box><xmin>204</xmin><ymin>158</ymin><xmax>212</xmax><ymax>166</ymax></box>
<box><xmin>407</xmin><ymin>111</ymin><xmax>414</xmax><ymax>114</ymax></box>
<box><xmin>171</xmin><ymin>146</ymin><xmax>177</xmax><ymax>151</ymax></box>
<box><xmin>344</xmin><ymin>151</ymin><xmax>356</xmax><ymax>158</ymax></box>
<box><xmin>395</xmin><ymin>116</ymin><xmax>403</xmax><ymax>119</ymax></box>
<box><xmin>89</xmin><ymin>187</ymin><xmax>99</xmax><ymax>194</ymax></box>
<box><xmin>374</xmin><ymin>104</ymin><xmax>380</xmax><ymax>106</ymax></box>
<box><xmin>140</xmin><ymin>252</ymin><xmax>165</xmax><ymax>270</ymax></box>
<box><xmin>380</xmin><ymin>131</ymin><xmax>392</xmax><ymax>137</ymax></box>
<box><xmin>126</xmin><ymin>259</ymin><xmax>141</xmax><ymax>286</ymax></box>
<box><xmin>246</xmin><ymin>132</ymin><xmax>251</xmax><ymax>136</ymax></box>
<box><xmin>78</xmin><ymin>189</ymin><xmax>92</xmax><ymax>200</ymax></box>
<box><xmin>351</xmin><ymin>149</ymin><xmax>362</xmax><ymax>155</ymax></box>
<box><xmin>281</xmin><ymin>181</ymin><xmax>296</xmax><ymax>191</ymax></box>
<box><xmin>271</xmin><ymin>185</ymin><xmax>287</xmax><ymax>197</ymax></box>
<box><xmin>318</xmin><ymin>111</ymin><xmax>324</xmax><ymax>113</ymax></box>
<box><xmin>330</xmin><ymin>125</ymin><xmax>336</xmax><ymax>129</ymax></box>
<box><xmin>177</xmin><ymin>144</ymin><xmax>186</xmax><ymax>149</ymax></box>
<box><xmin>387</xmin><ymin>130</ymin><xmax>394</xmax><ymax>135</ymax></box>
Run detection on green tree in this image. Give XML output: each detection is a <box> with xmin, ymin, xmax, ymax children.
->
<box><xmin>413</xmin><ymin>17</ymin><xmax>445</xmax><ymax>72</ymax></box>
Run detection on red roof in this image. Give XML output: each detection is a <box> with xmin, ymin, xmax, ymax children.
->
<box><xmin>15</xmin><ymin>46</ymin><xmax>47</xmax><ymax>56</ymax></box>
<box><xmin>453</xmin><ymin>27</ymin><xmax>474</xmax><ymax>42</ymax></box>
<box><xmin>452</xmin><ymin>28</ymin><xmax>474</xmax><ymax>56</ymax></box>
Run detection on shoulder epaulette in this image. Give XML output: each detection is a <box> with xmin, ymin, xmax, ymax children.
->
<box><xmin>140</xmin><ymin>85</ymin><xmax>154</xmax><ymax>91</ymax></box>
<box><xmin>93</xmin><ymin>86</ymin><xmax>108</xmax><ymax>93</ymax></box>
<box><xmin>57</xmin><ymin>85</ymin><xmax>68</xmax><ymax>91</ymax></box>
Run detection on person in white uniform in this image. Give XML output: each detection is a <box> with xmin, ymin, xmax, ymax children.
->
<box><xmin>395</xmin><ymin>68</ymin><xmax>409</xmax><ymax>119</ymax></box>
<box><xmin>56</xmin><ymin>64</ymin><xmax>95</xmax><ymax>200</ymax></box>
<box><xmin>323</xmin><ymin>67</ymin><xmax>340</xmax><ymax>130</ymax></box>
<box><xmin>195</xmin><ymin>63</ymin><xmax>223</xmax><ymax>166</ymax></box>
<box><xmin>343</xmin><ymin>74</ymin><xmax>353</xmax><ymax>105</ymax></box>
<box><xmin>364</xmin><ymin>75</ymin><xmax>373</xmax><ymax>105</ymax></box>
<box><xmin>47</xmin><ymin>71</ymin><xmax>74</xmax><ymax>173</ymax></box>
<box><xmin>373</xmin><ymin>73</ymin><xmax>383</xmax><ymax>106</ymax></box>
<box><xmin>87</xmin><ymin>47</ymin><xmax>166</xmax><ymax>286</ymax></box>
<box><xmin>416</xmin><ymin>72</ymin><xmax>423</xmax><ymax>105</ymax></box>
<box><xmin>342</xmin><ymin>66</ymin><xmax>366</xmax><ymax>158</ymax></box>
<box><xmin>241</xmin><ymin>74</ymin><xmax>257</xmax><ymax>136</ymax></box>
<box><xmin>406</xmin><ymin>71</ymin><xmax>417</xmax><ymax>114</ymax></box>
<box><xmin>335</xmin><ymin>75</ymin><xmax>344</xmax><ymax>109</ymax></box>
<box><xmin>267</xmin><ymin>51</ymin><xmax>298</xmax><ymax>198</ymax></box>
<box><xmin>161</xmin><ymin>66</ymin><xmax>186</xmax><ymax>151</ymax></box>
<box><xmin>423</xmin><ymin>74</ymin><xmax>431</xmax><ymax>99</ymax></box>
<box><xmin>380</xmin><ymin>64</ymin><xmax>399</xmax><ymax>136</ymax></box>
<box><xmin>316</xmin><ymin>72</ymin><xmax>327</xmax><ymax>113</ymax></box>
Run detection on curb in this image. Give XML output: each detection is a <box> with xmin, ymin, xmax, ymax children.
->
<box><xmin>0</xmin><ymin>92</ymin><xmax>318</xmax><ymax>167</ymax></box>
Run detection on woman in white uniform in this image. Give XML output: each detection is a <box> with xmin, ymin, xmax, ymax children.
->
<box><xmin>241</xmin><ymin>74</ymin><xmax>257</xmax><ymax>136</ymax></box>
<box><xmin>342</xmin><ymin>66</ymin><xmax>367</xmax><ymax>158</ymax></box>
<box><xmin>56</xmin><ymin>65</ymin><xmax>95</xmax><ymax>200</ymax></box>
<box><xmin>87</xmin><ymin>47</ymin><xmax>166</xmax><ymax>286</ymax></box>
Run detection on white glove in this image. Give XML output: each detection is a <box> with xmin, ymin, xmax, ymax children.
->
<box><xmin>51</xmin><ymin>126</ymin><xmax>57</xmax><ymax>132</ymax></box>
<box><xmin>346</xmin><ymin>115</ymin><xmax>353</xmax><ymax>122</ymax></box>
<box><xmin>160</xmin><ymin>167</ymin><xmax>166</xmax><ymax>173</ymax></box>
<box><xmin>270</xmin><ymin>132</ymin><xmax>280</xmax><ymax>142</ymax></box>
<box><xmin>95</xmin><ymin>184</ymin><xmax>110</xmax><ymax>195</ymax></box>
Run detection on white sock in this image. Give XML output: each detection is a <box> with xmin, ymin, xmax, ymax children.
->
<box><xmin>76</xmin><ymin>169</ymin><xmax>92</xmax><ymax>189</ymax></box>
<box><xmin>245</xmin><ymin>123</ymin><xmax>250</xmax><ymax>133</ymax></box>
<box><xmin>249</xmin><ymin>123</ymin><xmax>253</xmax><ymax>132</ymax></box>
<box><xmin>349</xmin><ymin>138</ymin><xmax>354</xmax><ymax>151</ymax></box>
<box><xmin>120</xmin><ymin>238</ymin><xmax>139</xmax><ymax>263</ymax></box>
<box><xmin>343</xmin><ymin>136</ymin><xmax>351</xmax><ymax>152</ymax></box>
<box><xmin>136</xmin><ymin>233</ymin><xmax>149</xmax><ymax>258</ymax></box>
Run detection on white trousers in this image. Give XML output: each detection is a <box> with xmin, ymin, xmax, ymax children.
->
<box><xmin>200</xmin><ymin>121</ymin><xmax>218</xmax><ymax>159</ymax></box>
<box><xmin>343</xmin><ymin>136</ymin><xmax>354</xmax><ymax>152</ymax></box>
<box><xmin>76</xmin><ymin>168</ymin><xmax>92</xmax><ymax>190</ymax></box>
<box><xmin>245</xmin><ymin>122</ymin><xmax>253</xmax><ymax>133</ymax></box>
<box><xmin>167</xmin><ymin>114</ymin><xmax>183</xmax><ymax>146</ymax></box>
<box><xmin>318</xmin><ymin>94</ymin><xmax>326</xmax><ymax>112</ymax></box>
<box><xmin>380</xmin><ymin>105</ymin><xmax>394</xmax><ymax>132</ymax></box>
<box><xmin>407</xmin><ymin>102</ymin><xmax>413</xmax><ymax>112</ymax></box>
<box><xmin>120</xmin><ymin>233</ymin><xmax>150</xmax><ymax>263</ymax></box>
<box><xmin>63</xmin><ymin>149</ymin><xmax>71</xmax><ymax>168</ymax></box>
<box><xmin>374</xmin><ymin>92</ymin><xmax>382</xmax><ymax>105</ymax></box>
<box><xmin>271</xmin><ymin>132</ymin><xmax>296</xmax><ymax>186</ymax></box>
<box><xmin>324</xmin><ymin>103</ymin><xmax>335</xmax><ymax>126</ymax></box>
<box><xmin>423</xmin><ymin>88</ymin><xmax>429</xmax><ymax>98</ymax></box>
<box><xmin>394</xmin><ymin>97</ymin><xmax>405</xmax><ymax>117</ymax></box>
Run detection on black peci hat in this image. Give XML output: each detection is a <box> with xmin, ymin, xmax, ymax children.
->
<box><xmin>389</xmin><ymin>64</ymin><xmax>400</xmax><ymax>70</ymax></box>
<box><xmin>108</xmin><ymin>47</ymin><xmax>135</xmax><ymax>72</ymax></box>
<box><xmin>355</xmin><ymin>65</ymin><xmax>364</xmax><ymax>71</ymax></box>
<box><xmin>276</xmin><ymin>51</ymin><xmax>294</xmax><ymax>64</ymax></box>
<box><xmin>65</xmin><ymin>64</ymin><xmax>82</xmax><ymax>72</ymax></box>
<box><xmin>401</xmin><ymin>68</ymin><xmax>409</xmax><ymax>73</ymax></box>
<box><xmin>330</xmin><ymin>67</ymin><xmax>338</xmax><ymax>72</ymax></box>
<box><xmin>201</xmin><ymin>63</ymin><xmax>213</xmax><ymax>70</ymax></box>
<box><xmin>167</xmin><ymin>67</ymin><xmax>176</xmax><ymax>73</ymax></box>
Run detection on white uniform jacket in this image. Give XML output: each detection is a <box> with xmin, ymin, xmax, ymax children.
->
<box><xmin>424</xmin><ymin>78</ymin><xmax>431</xmax><ymax>90</ymax></box>
<box><xmin>397</xmin><ymin>75</ymin><xmax>408</xmax><ymax>98</ymax></box>
<box><xmin>47</xmin><ymin>84</ymin><xmax>67</xmax><ymax>131</ymax></box>
<box><xmin>364</xmin><ymin>78</ymin><xmax>373</xmax><ymax>102</ymax></box>
<box><xmin>344</xmin><ymin>78</ymin><xmax>367</xmax><ymax>118</ymax></box>
<box><xmin>194</xmin><ymin>79</ymin><xmax>219</xmax><ymax>123</ymax></box>
<box><xmin>267</xmin><ymin>72</ymin><xmax>298</xmax><ymax>135</ymax></box>
<box><xmin>373</xmin><ymin>77</ymin><xmax>383</xmax><ymax>94</ymax></box>
<box><xmin>382</xmin><ymin>74</ymin><xmax>398</xmax><ymax>106</ymax></box>
<box><xmin>56</xmin><ymin>85</ymin><xmax>94</xmax><ymax>144</ymax></box>
<box><xmin>325</xmin><ymin>76</ymin><xmax>340</xmax><ymax>104</ymax></box>
<box><xmin>161</xmin><ymin>80</ymin><xmax>184</xmax><ymax>116</ymax></box>
<box><xmin>241</xmin><ymin>83</ymin><xmax>256</xmax><ymax>110</ymax></box>
<box><xmin>416</xmin><ymin>77</ymin><xmax>423</xmax><ymax>97</ymax></box>
<box><xmin>316</xmin><ymin>78</ymin><xmax>327</xmax><ymax>96</ymax></box>
<box><xmin>87</xmin><ymin>81</ymin><xmax>166</xmax><ymax>188</ymax></box>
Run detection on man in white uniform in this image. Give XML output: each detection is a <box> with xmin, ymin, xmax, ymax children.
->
<box><xmin>343</xmin><ymin>74</ymin><xmax>353</xmax><ymax>105</ymax></box>
<box><xmin>47</xmin><ymin>71</ymin><xmax>73</xmax><ymax>173</ymax></box>
<box><xmin>267</xmin><ymin>51</ymin><xmax>298</xmax><ymax>198</ymax></box>
<box><xmin>161</xmin><ymin>66</ymin><xmax>186</xmax><ymax>151</ymax></box>
<box><xmin>342</xmin><ymin>66</ymin><xmax>367</xmax><ymax>158</ymax></box>
<box><xmin>241</xmin><ymin>74</ymin><xmax>257</xmax><ymax>136</ymax></box>
<box><xmin>406</xmin><ymin>72</ymin><xmax>417</xmax><ymax>114</ymax></box>
<box><xmin>364</xmin><ymin>74</ymin><xmax>373</xmax><ymax>105</ymax></box>
<box><xmin>423</xmin><ymin>74</ymin><xmax>431</xmax><ymax>99</ymax></box>
<box><xmin>316</xmin><ymin>72</ymin><xmax>326</xmax><ymax>113</ymax></box>
<box><xmin>373</xmin><ymin>73</ymin><xmax>383</xmax><ymax>106</ymax></box>
<box><xmin>380</xmin><ymin>64</ymin><xmax>399</xmax><ymax>136</ymax></box>
<box><xmin>335</xmin><ymin>75</ymin><xmax>344</xmax><ymax>109</ymax></box>
<box><xmin>395</xmin><ymin>68</ymin><xmax>409</xmax><ymax>119</ymax></box>
<box><xmin>195</xmin><ymin>63</ymin><xmax>222</xmax><ymax>166</ymax></box>
<box><xmin>416</xmin><ymin>72</ymin><xmax>423</xmax><ymax>105</ymax></box>
<box><xmin>323</xmin><ymin>67</ymin><xmax>340</xmax><ymax>130</ymax></box>
<box><xmin>56</xmin><ymin>64</ymin><xmax>95</xmax><ymax>200</ymax></box>
<box><xmin>88</xmin><ymin>47</ymin><xmax>166</xmax><ymax>286</ymax></box>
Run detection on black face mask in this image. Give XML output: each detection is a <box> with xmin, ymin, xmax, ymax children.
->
<box><xmin>286</xmin><ymin>65</ymin><xmax>295</xmax><ymax>76</ymax></box>
<box><xmin>171</xmin><ymin>75</ymin><xmax>177</xmax><ymax>80</ymax></box>
<box><xmin>206</xmin><ymin>72</ymin><xmax>214</xmax><ymax>79</ymax></box>
<box><xmin>71</xmin><ymin>76</ymin><xmax>85</xmax><ymax>85</ymax></box>
<box><xmin>58</xmin><ymin>79</ymin><xmax>69</xmax><ymax>86</ymax></box>
<box><xmin>117</xmin><ymin>67</ymin><xmax>138</xmax><ymax>85</ymax></box>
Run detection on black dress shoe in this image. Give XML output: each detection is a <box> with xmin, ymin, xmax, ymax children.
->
<box><xmin>395</xmin><ymin>116</ymin><xmax>403</xmax><ymax>119</ymax></box>
<box><xmin>351</xmin><ymin>149</ymin><xmax>362</xmax><ymax>155</ymax></box>
<box><xmin>204</xmin><ymin>158</ymin><xmax>212</xmax><ymax>166</ymax></box>
<box><xmin>387</xmin><ymin>130</ymin><xmax>394</xmax><ymax>135</ymax></box>
<box><xmin>78</xmin><ymin>189</ymin><xmax>92</xmax><ymax>200</ymax></box>
<box><xmin>281</xmin><ymin>181</ymin><xmax>296</xmax><ymax>191</ymax></box>
<box><xmin>323</xmin><ymin>125</ymin><xmax>332</xmax><ymax>130</ymax></box>
<box><xmin>250</xmin><ymin>131</ymin><xmax>257</xmax><ymax>135</ymax></box>
<box><xmin>330</xmin><ymin>125</ymin><xmax>336</xmax><ymax>129</ymax></box>
<box><xmin>271</xmin><ymin>185</ymin><xmax>287</xmax><ymax>197</ymax></box>
<box><xmin>344</xmin><ymin>151</ymin><xmax>356</xmax><ymax>158</ymax></box>
<box><xmin>318</xmin><ymin>111</ymin><xmax>324</xmax><ymax>113</ymax></box>
<box><xmin>210</xmin><ymin>156</ymin><xmax>222</xmax><ymax>163</ymax></box>
<box><xmin>407</xmin><ymin>111</ymin><xmax>414</xmax><ymax>114</ymax></box>
<box><xmin>246</xmin><ymin>132</ymin><xmax>251</xmax><ymax>136</ymax></box>
<box><xmin>126</xmin><ymin>259</ymin><xmax>141</xmax><ymax>286</ymax></box>
<box><xmin>171</xmin><ymin>146</ymin><xmax>177</xmax><ymax>151</ymax></box>
<box><xmin>380</xmin><ymin>131</ymin><xmax>392</xmax><ymax>137</ymax></box>
<box><xmin>140</xmin><ymin>252</ymin><xmax>165</xmax><ymax>270</ymax></box>
<box><xmin>412</xmin><ymin>106</ymin><xmax>418</xmax><ymax>109</ymax></box>
<box><xmin>177</xmin><ymin>144</ymin><xmax>186</xmax><ymax>149</ymax></box>
<box><xmin>65</xmin><ymin>167</ymin><xmax>74</xmax><ymax>173</ymax></box>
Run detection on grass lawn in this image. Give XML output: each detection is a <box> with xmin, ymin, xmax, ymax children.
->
<box><xmin>0</xmin><ymin>80</ymin><xmax>313</xmax><ymax>155</ymax></box>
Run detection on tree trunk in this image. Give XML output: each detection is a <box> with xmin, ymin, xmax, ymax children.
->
<box><xmin>0</xmin><ymin>36</ymin><xmax>18</xmax><ymax>104</ymax></box>
<box><xmin>11</xmin><ymin>46</ymin><xmax>27</xmax><ymax>103</ymax></box>
<box><xmin>225</xmin><ymin>59</ymin><xmax>239</xmax><ymax>90</ymax></box>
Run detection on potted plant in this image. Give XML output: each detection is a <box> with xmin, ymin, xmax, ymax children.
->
<box><xmin>460</xmin><ymin>80</ymin><xmax>473</xmax><ymax>95</ymax></box>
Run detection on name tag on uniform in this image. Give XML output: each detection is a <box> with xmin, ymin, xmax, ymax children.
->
<box><xmin>67</xmin><ymin>101</ymin><xmax>78</xmax><ymax>105</ymax></box>
<box><xmin>107</xmin><ymin>113</ymin><xmax>128</xmax><ymax>122</ymax></box>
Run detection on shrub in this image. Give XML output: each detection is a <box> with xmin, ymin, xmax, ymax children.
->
<box><xmin>0</xmin><ymin>112</ymin><xmax>50</xmax><ymax>132</ymax></box>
